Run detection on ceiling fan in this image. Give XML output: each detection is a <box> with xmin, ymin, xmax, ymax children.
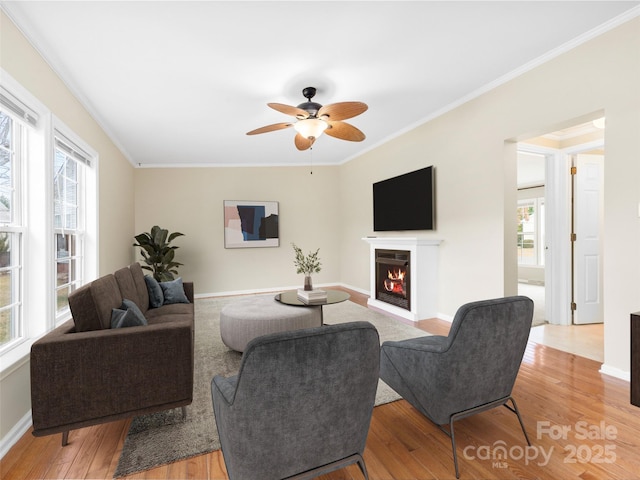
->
<box><xmin>246</xmin><ymin>87</ymin><xmax>368</xmax><ymax>151</ymax></box>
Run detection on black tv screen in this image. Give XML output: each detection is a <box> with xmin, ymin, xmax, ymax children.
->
<box><xmin>373</xmin><ymin>166</ymin><xmax>435</xmax><ymax>231</ymax></box>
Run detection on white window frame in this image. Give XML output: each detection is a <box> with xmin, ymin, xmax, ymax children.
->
<box><xmin>51</xmin><ymin>120</ymin><xmax>97</xmax><ymax>327</ymax></box>
<box><xmin>0</xmin><ymin>108</ymin><xmax>26</xmax><ymax>353</ymax></box>
<box><xmin>517</xmin><ymin>197</ymin><xmax>545</xmax><ymax>267</ymax></box>
<box><xmin>53</xmin><ymin>131</ymin><xmax>84</xmax><ymax>322</ymax></box>
<box><xmin>0</xmin><ymin>70</ymin><xmax>98</xmax><ymax>370</ymax></box>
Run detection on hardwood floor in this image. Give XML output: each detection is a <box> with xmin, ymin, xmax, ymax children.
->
<box><xmin>3</xmin><ymin>288</ymin><xmax>638</xmax><ymax>480</ymax></box>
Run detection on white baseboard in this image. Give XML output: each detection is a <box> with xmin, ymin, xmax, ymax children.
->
<box><xmin>599</xmin><ymin>364</ymin><xmax>630</xmax><ymax>382</ymax></box>
<box><xmin>0</xmin><ymin>410</ymin><xmax>32</xmax><ymax>460</ymax></box>
<box><xmin>195</xmin><ymin>284</ymin><xmax>313</xmax><ymax>299</ymax></box>
<box><xmin>196</xmin><ymin>282</ymin><xmax>371</xmax><ymax>300</ymax></box>
<box><xmin>336</xmin><ymin>282</ymin><xmax>369</xmax><ymax>296</ymax></box>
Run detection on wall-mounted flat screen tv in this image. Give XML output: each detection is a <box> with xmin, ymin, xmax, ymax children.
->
<box><xmin>373</xmin><ymin>166</ymin><xmax>435</xmax><ymax>231</ymax></box>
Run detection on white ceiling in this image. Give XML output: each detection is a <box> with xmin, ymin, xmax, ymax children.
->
<box><xmin>2</xmin><ymin>1</ymin><xmax>638</xmax><ymax>168</ymax></box>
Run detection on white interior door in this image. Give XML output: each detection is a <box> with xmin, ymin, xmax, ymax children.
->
<box><xmin>544</xmin><ymin>152</ymin><xmax>572</xmax><ymax>325</ymax></box>
<box><xmin>573</xmin><ymin>154</ymin><xmax>604</xmax><ymax>324</ymax></box>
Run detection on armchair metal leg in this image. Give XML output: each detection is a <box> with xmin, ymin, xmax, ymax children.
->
<box><xmin>505</xmin><ymin>396</ymin><xmax>531</xmax><ymax>446</ymax></box>
<box><xmin>439</xmin><ymin>396</ymin><xmax>530</xmax><ymax>479</ymax></box>
<box><xmin>61</xmin><ymin>431</ymin><xmax>69</xmax><ymax>446</ymax></box>
<box><xmin>436</xmin><ymin>420</ymin><xmax>460</xmax><ymax>479</ymax></box>
<box><xmin>356</xmin><ymin>454</ymin><xmax>369</xmax><ymax>480</ymax></box>
<box><xmin>449</xmin><ymin>418</ymin><xmax>460</xmax><ymax>479</ymax></box>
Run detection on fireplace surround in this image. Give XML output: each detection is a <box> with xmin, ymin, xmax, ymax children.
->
<box><xmin>363</xmin><ymin>237</ymin><xmax>441</xmax><ymax>321</ymax></box>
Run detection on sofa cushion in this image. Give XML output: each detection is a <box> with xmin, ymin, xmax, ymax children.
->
<box><xmin>114</xmin><ymin>267</ymin><xmax>140</xmax><ymax>309</ymax></box>
<box><xmin>144</xmin><ymin>275</ymin><xmax>164</xmax><ymax>308</ymax></box>
<box><xmin>68</xmin><ymin>274</ymin><xmax>122</xmax><ymax>331</ymax></box>
<box><xmin>160</xmin><ymin>277</ymin><xmax>190</xmax><ymax>305</ymax></box>
<box><xmin>144</xmin><ymin>302</ymin><xmax>194</xmax><ymax>321</ymax></box>
<box><xmin>111</xmin><ymin>307</ymin><xmax>148</xmax><ymax>328</ymax></box>
<box><xmin>129</xmin><ymin>262</ymin><xmax>150</xmax><ymax>313</ymax></box>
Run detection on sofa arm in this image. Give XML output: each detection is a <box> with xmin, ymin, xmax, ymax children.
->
<box><xmin>30</xmin><ymin>316</ymin><xmax>194</xmax><ymax>437</ymax></box>
<box><xmin>183</xmin><ymin>281</ymin><xmax>194</xmax><ymax>303</ymax></box>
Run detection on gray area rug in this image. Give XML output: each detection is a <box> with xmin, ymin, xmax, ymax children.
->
<box><xmin>113</xmin><ymin>294</ymin><xmax>429</xmax><ymax>478</ymax></box>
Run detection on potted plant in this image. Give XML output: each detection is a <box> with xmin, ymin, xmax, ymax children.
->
<box><xmin>133</xmin><ymin>225</ymin><xmax>184</xmax><ymax>282</ymax></box>
<box><xmin>292</xmin><ymin>243</ymin><xmax>322</xmax><ymax>291</ymax></box>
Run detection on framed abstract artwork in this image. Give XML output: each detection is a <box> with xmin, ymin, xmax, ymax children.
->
<box><xmin>223</xmin><ymin>200</ymin><xmax>279</xmax><ymax>248</ymax></box>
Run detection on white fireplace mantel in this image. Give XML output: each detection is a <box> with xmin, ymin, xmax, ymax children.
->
<box><xmin>362</xmin><ymin>237</ymin><xmax>442</xmax><ymax>321</ymax></box>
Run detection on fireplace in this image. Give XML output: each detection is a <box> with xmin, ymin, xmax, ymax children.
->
<box><xmin>363</xmin><ymin>237</ymin><xmax>441</xmax><ymax>321</ymax></box>
<box><xmin>375</xmin><ymin>249</ymin><xmax>410</xmax><ymax>311</ymax></box>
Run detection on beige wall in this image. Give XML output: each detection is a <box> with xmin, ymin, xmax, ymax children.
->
<box><xmin>1</xmin><ymin>11</ymin><xmax>135</xmax><ymax>443</ymax></box>
<box><xmin>339</xmin><ymin>17</ymin><xmax>640</xmax><ymax>376</ymax></box>
<box><xmin>133</xmin><ymin>165</ymin><xmax>341</xmax><ymax>294</ymax></box>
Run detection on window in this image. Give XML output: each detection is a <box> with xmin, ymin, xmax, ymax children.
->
<box><xmin>0</xmin><ymin>73</ymin><xmax>98</xmax><ymax>368</ymax></box>
<box><xmin>53</xmin><ymin>133</ymin><xmax>88</xmax><ymax>319</ymax></box>
<box><xmin>517</xmin><ymin>198</ymin><xmax>545</xmax><ymax>266</ymax></box>
<box><xmin>0</xmin><ymin>110</ymin><xmax>23</xmax><ymax>349</ymax></box>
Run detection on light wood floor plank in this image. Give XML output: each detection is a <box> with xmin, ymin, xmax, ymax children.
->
<box><xmin>206</xmin><ymin>451</ymin><xmax>228</xmax><ymax>480</ymax></box>
<box><xmin>0</xmin><ymin>427</ymin><xmax>36</xmax><ymax>475</ymax></box>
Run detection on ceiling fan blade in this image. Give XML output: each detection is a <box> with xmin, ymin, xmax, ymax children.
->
<box><xmin>294</xmin><ymin>133</ymin><xmax>315</xmax><ymax>151</ymax></box>
<box><xmin>268</xmin><ymin>103</ymin><xmax>310</xmax><ymax>118</ymax></box>
<box><xmin>318</xmin><ymin>101</ymin><xmax>368</xmax><ymax>121</ymax></box>
<box><xmin>246</xmin><ymin>122</ymin><xmax>293</xmax><ymax>135</ymax></box>
<box><xmin>325</xmin><ymin>121</ymin><xmax>366</xmax><ymax>142</ymax></box>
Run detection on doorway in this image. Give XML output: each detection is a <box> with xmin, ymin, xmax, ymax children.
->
<box><xmin>517</xmin><ymin>118</ymin><xmax>605</xmax><ymax>360</ymax></box>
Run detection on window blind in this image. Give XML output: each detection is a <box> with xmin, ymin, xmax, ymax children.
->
<box><xmin>54</xmin><ymin>130</ymin><xmax>92</xmax><ymax>167</ymax></box>
<box><xmin>0</xmin><ymin>86</ymin><xmax>38</xmax><ymax>127</ymax></box>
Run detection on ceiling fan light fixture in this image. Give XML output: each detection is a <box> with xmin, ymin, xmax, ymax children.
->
<box><xmin>247</xmin><ymin>87</ymin><xmax>367</xmax><ymax>150</ymax></box>
<box><xmin>294</xmin><ymin>117</ymin><xmax>328</xmax><ymax>139</ymax></box>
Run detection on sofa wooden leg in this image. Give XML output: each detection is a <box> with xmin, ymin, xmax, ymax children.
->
<box><xmin>182</xmin><ymin>406</ymin><xmax>187</xmax><ymax>420</ymax></box>
<box><xmin>62</xmin><ymin>431</ymin><xmax>69</xmax><ymax>446</ymax></box>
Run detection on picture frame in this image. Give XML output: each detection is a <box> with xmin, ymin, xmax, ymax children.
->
<box><xmin>223</xmin><ymin>200</ymin><xmax>279</xmax><ymax>248</ymax></box>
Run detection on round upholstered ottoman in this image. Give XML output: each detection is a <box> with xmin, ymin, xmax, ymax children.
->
<box><xmin>220</xmin><ymin>295</ymin><xmax>322</xmax><ymax>352</ymax></box>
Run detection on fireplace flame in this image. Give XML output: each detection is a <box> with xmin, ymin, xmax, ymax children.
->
<box><xmin>387</xmin><ymin>268</ymin><xmax>405</xmax><ymax>281</ymax></box>
<box><xmin>384</xmin><ymin>268</ymin><xmax>406</xmax><ymax>295</ymax></box>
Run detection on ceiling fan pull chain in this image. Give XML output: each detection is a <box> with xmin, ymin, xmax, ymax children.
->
<box><xmin>309</xmin><ymin>146</ymin><xmax>313</xmax><ymax>175</ymax></box>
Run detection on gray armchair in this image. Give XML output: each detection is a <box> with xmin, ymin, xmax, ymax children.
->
<box><xmin>379</xmin><ymin>296</ymin><xmax>534</xmax><ymax>478</ymax></box>
<box><xmin>211</xmin><ymin>321</ymin><xmax>380</xmax><ymax>480</ymax></box>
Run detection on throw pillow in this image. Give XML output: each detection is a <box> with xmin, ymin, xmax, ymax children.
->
<box><xmin>159</xmin><ymin>277</ymin><xmax>190</xmax><ymax>304</ymax></box>
<box><xmin>111</xmin><ymin>307</ymin><xmax>147</xmax><ymax>329</ymax></box>
<box><xmin>144</xmin><ymin>275</ymin><xmax>164</xmax><ymax>308</ymax></box>
<box><xmin>121</xmin><ymin>298</ymin><xmax>148</xmax><ymax>325</ymax></box>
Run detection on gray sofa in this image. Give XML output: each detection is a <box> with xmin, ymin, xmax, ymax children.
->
<box><xmin>30</xmin><ymin>262</ymin><xmax>194</xmax><ymax>445</ymax></box>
